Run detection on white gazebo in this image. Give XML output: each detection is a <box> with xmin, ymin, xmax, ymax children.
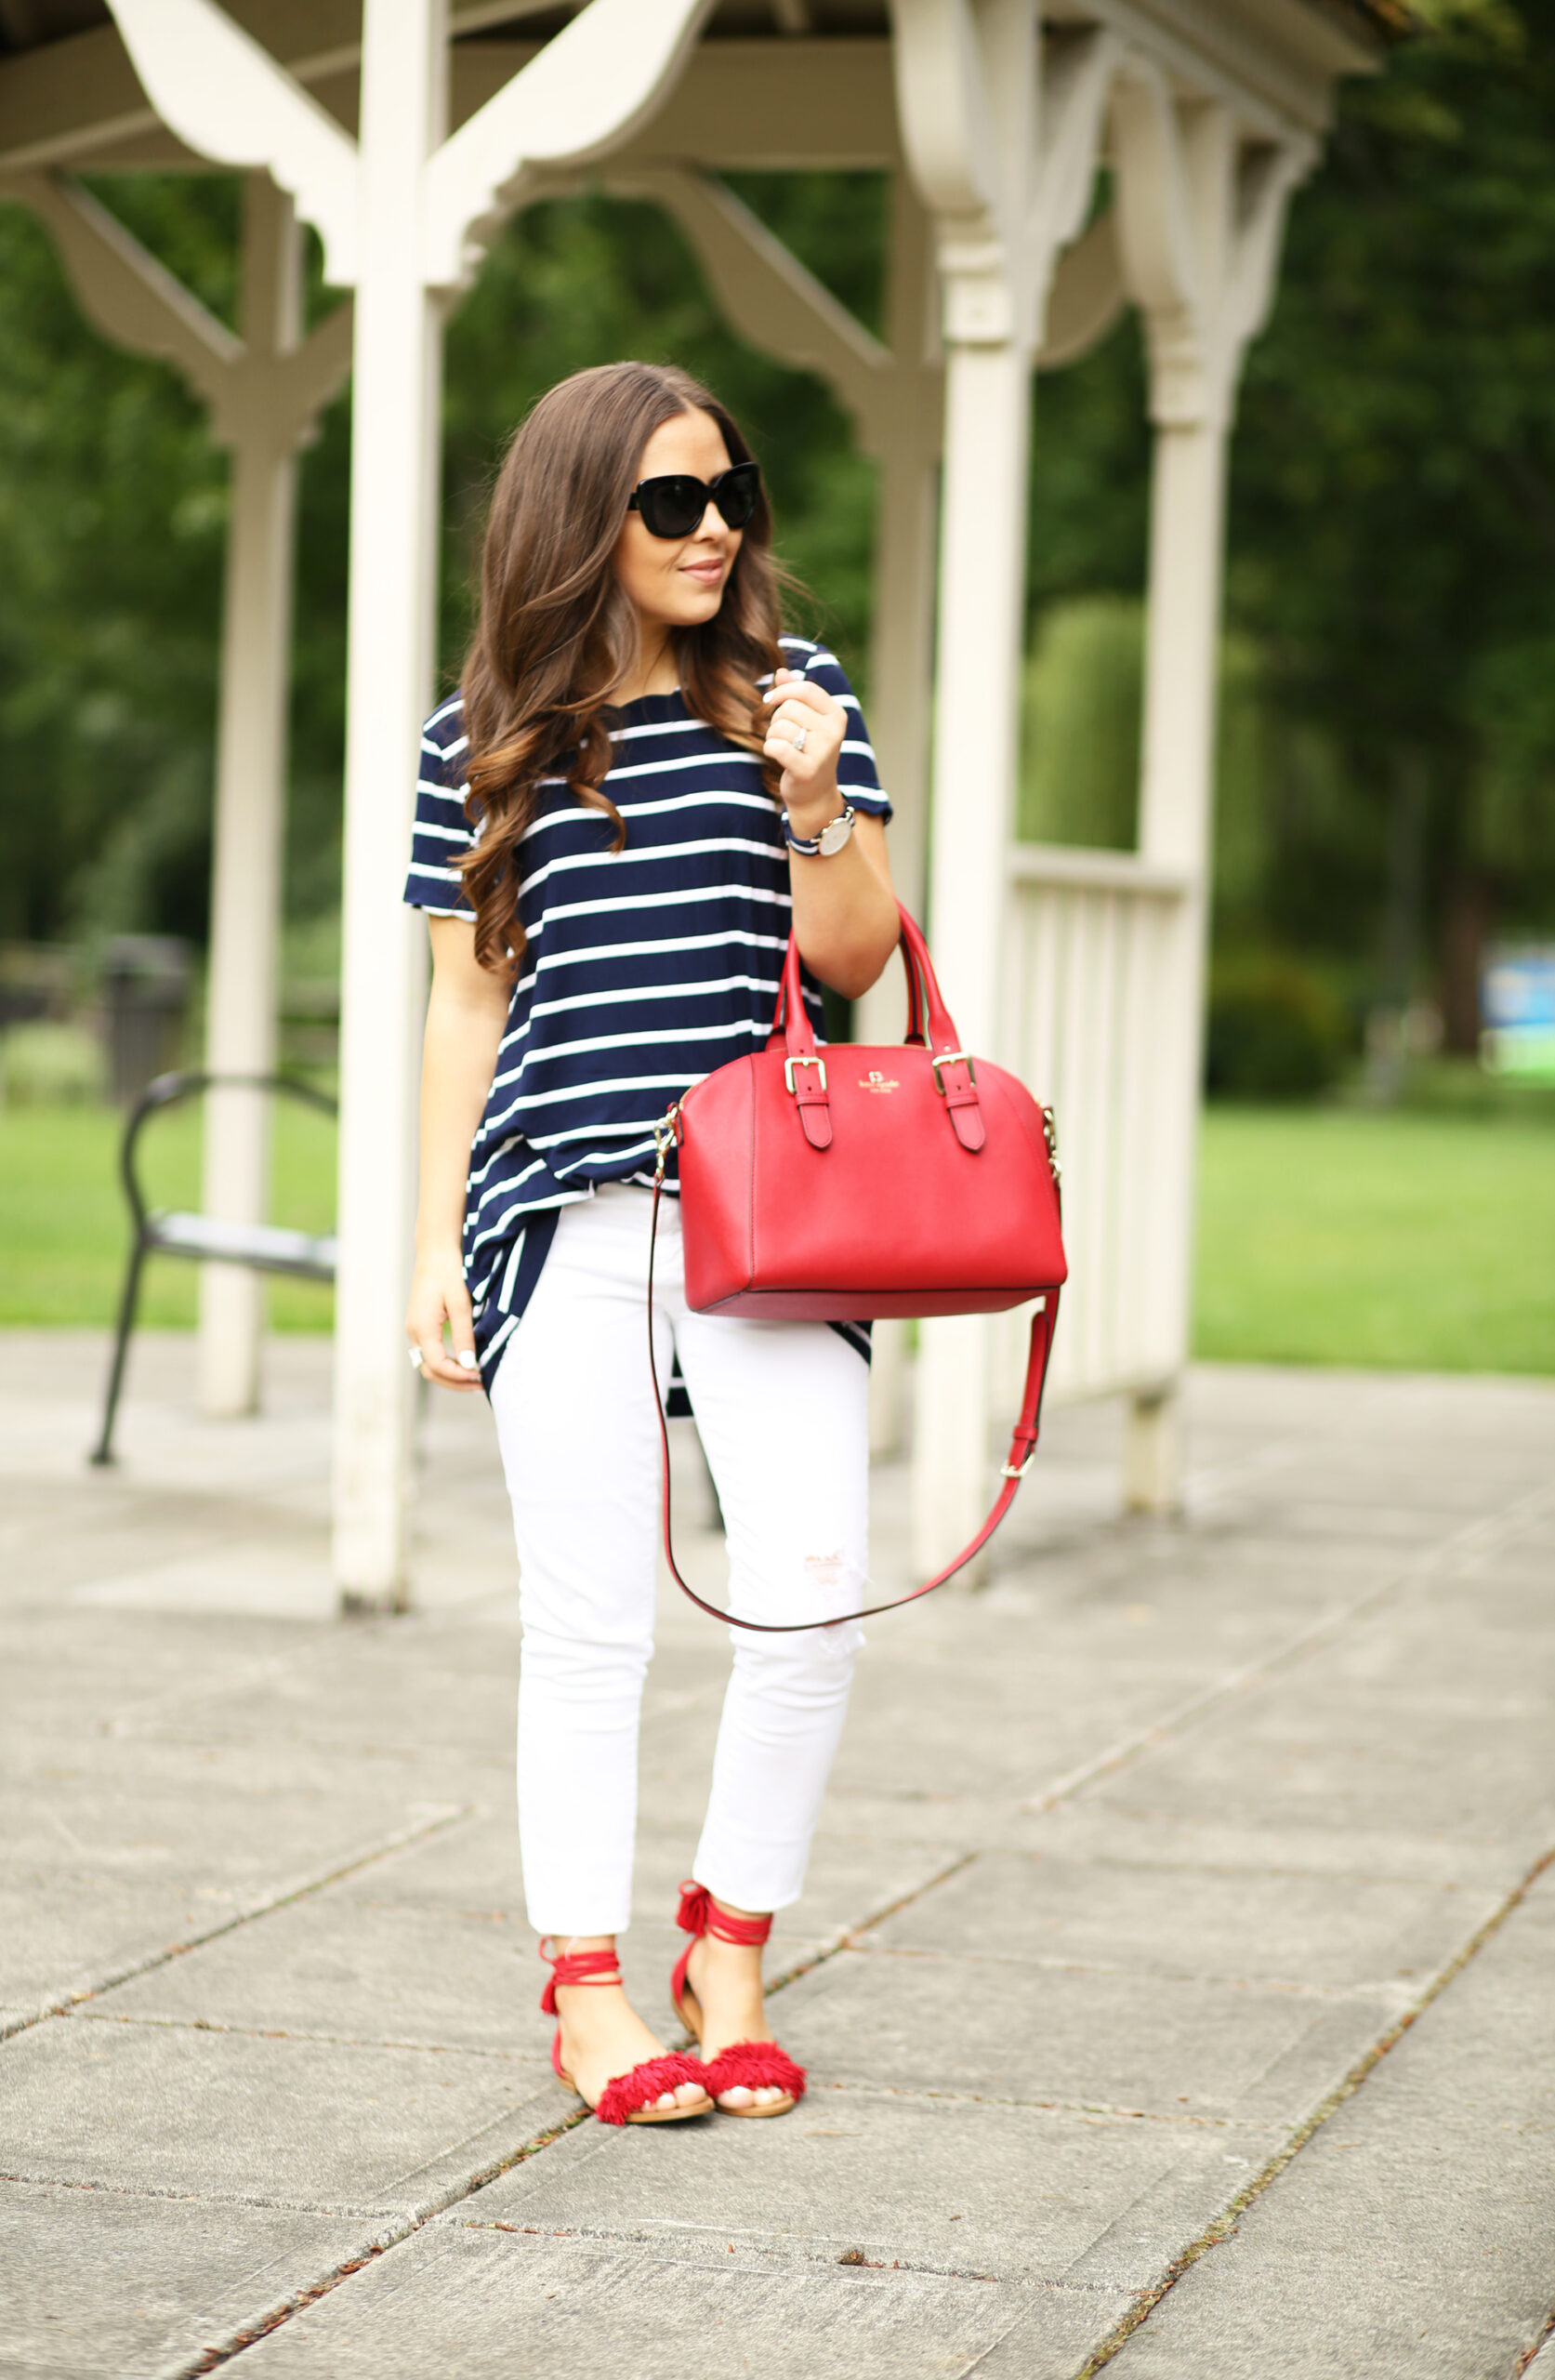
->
<box><xmin>0</xmin><ymin>0</ymin><xmax>1388</xmax><ymax>1606</ymax></box>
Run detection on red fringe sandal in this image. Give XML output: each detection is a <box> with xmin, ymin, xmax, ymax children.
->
<box><xmin>671</xmin><ymin>1883</ymin><xmax>807</xmax><ymax>2118</ymax></box>
<box><xmin>541</xmin><ymin>1940</ymin><xmax>712</xmax><ymax>2126</ymax></box>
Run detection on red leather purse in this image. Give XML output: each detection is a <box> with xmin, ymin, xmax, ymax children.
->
<box><xmin>649</xmin><ymin>903</ymin><xmax>1066</xmax><ymax>1629</ymax></box>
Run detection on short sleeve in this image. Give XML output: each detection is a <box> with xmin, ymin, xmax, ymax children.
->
<box><xmin>403</xmin><ymin>693</ymin><xmax>477</xmax><ymax>916</ymax></box>
<box><xmin>776</xmin><ymin>638</ymin><xmax>891</xmax><ymax>821</ymax></box>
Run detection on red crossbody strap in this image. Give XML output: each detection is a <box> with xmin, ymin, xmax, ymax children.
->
<box><xmin>647</xmin><ymin>1177</ymin><xmax>1058</xmax><ymax>1633</ymax></box>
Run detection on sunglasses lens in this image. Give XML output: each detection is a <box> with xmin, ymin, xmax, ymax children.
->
<box><xmin>714</xmin><ymin>465</ymin><xmax>759</xmax><ymax>528</ymax></box>
<box><xmin>638</xmin><ymin>476</ymin><xmax>704</xmax><ymax>538</ymax></box>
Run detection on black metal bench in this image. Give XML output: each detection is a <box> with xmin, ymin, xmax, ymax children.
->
<box><xmin>91</xmin><ymin>1070</ymin><xmax>337</xmax><ymax>1466</ymax></box>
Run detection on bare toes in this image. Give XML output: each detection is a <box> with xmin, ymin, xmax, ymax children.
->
<box><xmin>718</xmin><ymin>2084</ymin><xmax>756</xmax><ymax>2109</ymax></box>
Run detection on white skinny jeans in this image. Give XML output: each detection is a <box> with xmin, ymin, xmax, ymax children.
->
<box><xmin>488</xmin><ymin>1183</ymin><xmax>867</xmax><ymax>1937</ymax></box>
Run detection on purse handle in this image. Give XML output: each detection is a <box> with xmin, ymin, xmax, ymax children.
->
<box><xmin>767</xmin><ymin>902</ymin><xmax>944</xmax><ymax>1054</ymax></box>
<box><xmin>768</xmin><ymin>903</ymin><xmax>985</xmax><ymax>1155</ymax></box>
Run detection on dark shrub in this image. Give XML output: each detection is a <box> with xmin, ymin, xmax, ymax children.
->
<box><xmin>1206</xmin><ymin>952</ymin><xmax>1350</xmax><ymax>1100</ymax></box>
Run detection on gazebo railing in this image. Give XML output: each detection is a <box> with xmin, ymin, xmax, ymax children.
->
<box><xmin>996</xmin><ymin>841</ymin><xmax>1195</xmax><ymax>1411</ymax></box>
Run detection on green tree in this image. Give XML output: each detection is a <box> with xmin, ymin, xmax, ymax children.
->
<box><xmin>1228</xmin><ymin>0</ymin><xmax>1555</xmax><ymax>1041</ymax></box>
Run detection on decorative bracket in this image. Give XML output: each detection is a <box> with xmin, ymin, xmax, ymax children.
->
<box><xmin>1111</xmin><ymin>67</ymin><xmax>1314</xmax><ymax>429</ymax></box>
<box><xmin>106</xmin><ymin>0</ymin><xmax>713</xmax><ymax>299</ymax></box>
<box><xmin>2</xmin><ymin>168</ymin><xmax>352</xmax><ymax>454</ymax></box>
<box><xmin>593</xmin><ymin>164</ymin><xmax>909</xmax><ymax>458</ymax></box>
<box><xmin>107</xmin><ymin>0</ymin><xmax>359</xmax><ymax>285</ymax></box>
<box><xmin>423</xmin><ymin>0</ymin><xmax>712</xmax><ymax>291</ymax></box>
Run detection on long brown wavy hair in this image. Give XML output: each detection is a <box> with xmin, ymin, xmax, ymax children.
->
<box><xmin>458</xmin><ymin>362</ymin><xmax>788</xmax><ymax>975</ymax></box>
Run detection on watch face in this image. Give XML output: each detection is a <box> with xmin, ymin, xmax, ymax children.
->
<box><xmin>817</xmin><ymin>806</ymin><xmax>856</xmax><ymax>857</ymax></box>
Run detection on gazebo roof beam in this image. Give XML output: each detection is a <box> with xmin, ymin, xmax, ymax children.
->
<box><xmin>0</xmin><ymin>31</ymin><xmax>902</xmax><ymax>174</ymax></box>
<box><xmin>0</xmin><ymin>0</ymin><xmax>1382</xmax><ymax>176</ymax></box>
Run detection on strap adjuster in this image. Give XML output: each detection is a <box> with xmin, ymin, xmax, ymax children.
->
<box><xmin>931</xmin><ymin>1050</ymin><xmax>976</xmax><ymax>1093</ymax></box>
<box><xmin>784</xmin><ymin>1053</ymin><xmax>827</xmax><ymax>1095</ymax></box>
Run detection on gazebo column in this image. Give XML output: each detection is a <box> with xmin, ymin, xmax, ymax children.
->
<box><xmin>198</xmin><ymin>174</ymin><xmax>303</xmax><ymax>1419</ymax></box>
<box><xmin>912</xmin><ymin>331</ymin><xmax>1032</xmax><ymax>1560</ymax></box>
<box><xmin>1112</xmin><ymin>80</ymin><xmax>1311</xmax><ymax>1507</ymax></box>
<box><xmin>1124</xmin><ymin>412</ymin><xmax>1225</xmax><ymax>1504</ymax></box>
<box><xmin>858</xmin><ymin>172</ymin><xmax>940</xmax><ymax>934</ymax></box>
<box><xmin>854</xmin><ymin>173</ymin><xmax>940</xmax><ymax>1455</ymax></box>
<box><xmin>891</xmin><ymin>0</ymin><xmax>1118</xmax><ymax>1567</ymax></box>
<box><xmin>331</xmin><ymin>0</ymin><xmax>449</xmax><ymax>1605</ymax></box>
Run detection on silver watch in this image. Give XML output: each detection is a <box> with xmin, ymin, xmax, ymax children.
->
<box><xmin>783</xmin><ymin>802</ymin><xmax>856</xmax><ymax>857</ymax></box>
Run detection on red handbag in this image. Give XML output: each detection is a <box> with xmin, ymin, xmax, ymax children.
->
<box><xmin>649</xmin><ymin>903</ymin><xmax>1066</xmax><ymax>1630</ymax></box>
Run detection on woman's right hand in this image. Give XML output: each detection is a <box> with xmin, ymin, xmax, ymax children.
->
<box><xmin>405</xmin><ymin>1245</ymin><xmax>482</xmax><ymax>1391</ymax></box>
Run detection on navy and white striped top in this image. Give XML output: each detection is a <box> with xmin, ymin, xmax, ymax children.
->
<box><xmin>403</xmin><ymin>637</ymin><xmax>890</xmax><ymax>1389</ymax></box>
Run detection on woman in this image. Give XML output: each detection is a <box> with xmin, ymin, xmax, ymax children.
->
<box><xmin>403</xmin><ymin>362</ymin><xmax>899</xmax><ymax>2126</ymax></box>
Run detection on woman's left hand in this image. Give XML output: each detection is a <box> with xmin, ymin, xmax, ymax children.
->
<box><xmin>761</xmin><ymin>668</ymin><xmax>847</xmax><ymax>828</ymax></box>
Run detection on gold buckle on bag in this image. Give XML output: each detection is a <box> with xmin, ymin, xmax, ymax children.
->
<box><xmin>784</xmin><ymin>1054</ymin><xmax>827</xmax><ymax>1096</ymax></box>
<box><xmin>930</xmin><ymin>1050</ymin><xmax>976</xmax><ymax>1093</ymax></box>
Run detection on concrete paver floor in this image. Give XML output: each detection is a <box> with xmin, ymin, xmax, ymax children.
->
<box><xmin>1</xmin><ymin>1329</ymin><xmax>1552</xmax><ymax>2379</ymax></box>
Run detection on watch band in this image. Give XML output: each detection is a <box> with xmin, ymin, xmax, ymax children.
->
<box><xmin>783</xmin><ymin>802</ymin><xmax>856</xmax><ymax>858</ymax></box>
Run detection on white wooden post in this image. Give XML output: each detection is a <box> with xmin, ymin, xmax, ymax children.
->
<box><xmin>860</xmin><ymin>171</ymin><xmax>940</xmax><ymax>934</ymax></box>
<box><xmin>1112</xmin><ymin>84</ymin><xmax>1311</xmax><ymax>1507</ymax></box>
<box><xmin>330</xmin><ymin>0</ymin><xmax>449</xmax><ymax>1606</ymax></box>
<box><xmin>854</xmin><ymin>172</ymin><xmax>940</xmax><ymax>1456</ymax></box>
<box><xmin>890</xmin><ymin>0</ymin><xmax>1117</xmax><ymax>1566</ymax></box>
<box><xmin>912</xmin><ymin>331</ymin><xmax>1031</xmax><ymax>1560</ymax></box>
<box><xmin>197</xmin><ymin>173</ymin><xmax>302</xmax><ymax>1419</ymax></box>
<box><xmin>1125</xmin><ymin>412</ymin><xmax>1226</xmax><ymax>1506</ymax></box>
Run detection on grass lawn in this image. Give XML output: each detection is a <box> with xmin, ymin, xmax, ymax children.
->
<box><xmin>1194</xmin><ymin>1104</ymin><xmax>1555</xmax><ymax>1374</ymax></box>
<box><xmin>2</xmin><ymin>1096</ymin><xmax>1552</xmax><ymax>1374</ymax></box>
<box><xmin>0</xmin><ymin>1099</ymin><xmax>336</xmax><ymax>1332</ymax></box>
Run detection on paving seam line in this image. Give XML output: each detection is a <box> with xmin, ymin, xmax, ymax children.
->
<box><xmin>1515</xmin><ymin>2303</ymin><xmax>1555</xmax><ymax>2374</ymax></box>
<box><xmin>842</xmin><ymin>1943</ymin><xmax>1405</xmax><ymax>2004</ymax></box>
<box><xmin>452</xmin><ymin>2215</ymin><xmax>1025</xmax><ymax>2287</ymax></box>
<box><xmin>1057</xmin><ymin>1835</ymin><xmax>1555</xmax><ymax>2380</ymax></box>
<box><xmin>72</xmin><ymin>2009</ymin><xmax>557</xmax><ymax>2063</ymax></box>
<box><xmin>0</xmin><ymin>1805</ymin><xmax>475</xmax><ymax>2045</ymax></box>
<box><xmin>803</xmin><ymin>2081</ymin><xmax>1244</xmax><ymax>2126</ymax></box>
<box><xmin>1021</xmin><ymin>1474</ymin><xmax>1555</xmax><ymax>1818</ymax></box>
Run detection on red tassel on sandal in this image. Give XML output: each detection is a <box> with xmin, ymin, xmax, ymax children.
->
<box><xmin>671</xmin><ymin>1882</ymin><xmax>807</xmax><ymax>2118</ymax></box>
<box><xmin>541</xmin><ymin>1940</ymin><xmax>711</xmax><ymax>2126</ymax></box>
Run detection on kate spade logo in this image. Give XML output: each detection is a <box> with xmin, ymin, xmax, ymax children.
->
<box><xmin>860</xmin><ymin>1069</ymin><xmax>900</xmax><ymax>1092</ymax></box>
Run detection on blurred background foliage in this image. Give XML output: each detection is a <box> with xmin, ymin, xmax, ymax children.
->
<box><xmin>1</xmin><ymin>0</ymin><xmax>1553</xmax><ymax>1066</ymax></box>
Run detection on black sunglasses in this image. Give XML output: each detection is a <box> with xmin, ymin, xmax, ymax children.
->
<box><xmin>626</xmin><ymin>461</ymin><xmax>761</xmax><ymax>540</ymax></box>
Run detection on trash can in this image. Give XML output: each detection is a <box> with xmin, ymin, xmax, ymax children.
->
<box><xmin>101</xmin><ymin>936</ymin><xmax>191</xmax><ymax>1106</ymax></box>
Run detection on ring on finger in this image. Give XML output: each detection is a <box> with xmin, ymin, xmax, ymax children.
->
<box><xmin>409</xmin><ymin>1345</ymin><xmax>425</xmax><ymax>1369</ymax></box>
<box><xmin>792</xmin><ymin>724</ymin><xmax>808</xmax><ymax>752</ymax></box>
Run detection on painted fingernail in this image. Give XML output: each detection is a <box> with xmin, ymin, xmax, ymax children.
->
<box><xmin>456</xmin><ymin>1350</ymin><xmax>478</xmax><ymax>1369</ymax></box>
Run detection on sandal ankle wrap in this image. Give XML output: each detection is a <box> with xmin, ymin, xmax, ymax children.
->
<box><xmin>670</xmin><ymin>1881</ymin><xmax>807</xmax><ymax>2116</ymax></box>
<box><xmin>541</xmin><ymin>1939</ymin><xmax>710</xmax><ymax>2126</ymax></box>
